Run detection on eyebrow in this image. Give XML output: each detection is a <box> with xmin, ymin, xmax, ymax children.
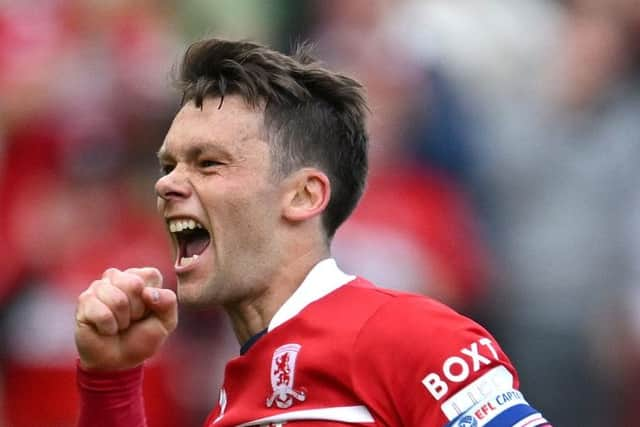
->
<box><xmin>157</xmin><ymin>141</ymin><xmax>232</xmax><ymax>163</ymax></box>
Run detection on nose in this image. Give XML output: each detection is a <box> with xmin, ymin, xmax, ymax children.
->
<box><xmin>155</xmin><ymin>166</ymin><xmax>192</xmax><ymax>202</ymax></box>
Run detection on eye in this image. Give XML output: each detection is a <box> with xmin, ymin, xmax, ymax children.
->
<box><xmin>159</xmin><ymin>163</ymin><xmax>175</xmax><ymax>175</ymax></box>
<box><xmin>199</xmin><ymin>159</ymin><xmax>222</xmax><ymax>169</ymax></box>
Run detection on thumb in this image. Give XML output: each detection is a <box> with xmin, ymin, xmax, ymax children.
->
<box><xmin>142</xmin><ymin>287</ymin><xmax>178</xmax><ymax>333</ymax></box>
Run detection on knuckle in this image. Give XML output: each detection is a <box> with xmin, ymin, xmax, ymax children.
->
<box><xmin>110</xmin><ymin>292</ymin><xmax>129</xmax><ymax>311</ymax></box>
<box><xmin>95</xmin><ymin>286</ymin><xmax>127</xmax><ymax>312</ymax></box>
<box><xmin>145</xmin><ymin>266</ymin><xmax>161</xmax><ymax>276</ymax></box>
<box><xmin>149</xmin><ymin>268</ymin><xmax>163</xmax><ymax>285</ymax></box>
<box><xmin>122</xmin><ymin>274</ymin><xmax>145</xmax><ymax>291</ymax></box>
<box><xmin>92</xmin><ymin>308</ymin><xmax>114</xmax><ymax>326</ymax></box>
<box><xmin>123</xmin><ymin>267</ymin><xmax>141</xmax><ymax>275</ymax></box>
<box><xmin>78</xmin><ymin>289</ymin><xmax>93</xmax><ymax>303</ymax></box>
<box><xmin>88</xmin><ymin>279</ymin><xmax>104</xmax><ymax>291</ymax></box>
<box><xmin>136</xmin><ymin>267</ymin><xmax>163</xmax><ymax>287</ymax></box>
<box><xmin>108</xmin><ymin>270</ymin><xmax>143</xmax><ymax>290</ymax></box>
<box><xmin>102</xmin><ymin>267</ymin><xmax>120</xmax><ymax>279</ymax></box>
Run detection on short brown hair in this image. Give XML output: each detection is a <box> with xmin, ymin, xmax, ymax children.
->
<box><xmin>175</xmin><ymin>38</ymin><xmax>369</xmax><ymax>238</ymax></box>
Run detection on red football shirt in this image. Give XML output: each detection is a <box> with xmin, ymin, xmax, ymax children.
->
<box><xmin>77</xmin><ymin>259</ymin><xmax>550</xmax><ymax>426</ymax></box>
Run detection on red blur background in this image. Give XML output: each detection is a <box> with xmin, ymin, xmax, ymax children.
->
<box><xmin>1</xmin><ymin>1</ymin><xmax>639</xmax><ymax>426</ymax></box>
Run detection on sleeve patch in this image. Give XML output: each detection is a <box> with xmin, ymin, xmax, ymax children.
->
<box><xmin>440</xmin><ymin>366</ymin><xmax>514</xmax><ymax>420</ymax></box>
<box><xmin>445</xmin><ymin>389</ymin><xmax>549</xmax><ymax>427</ymax></box>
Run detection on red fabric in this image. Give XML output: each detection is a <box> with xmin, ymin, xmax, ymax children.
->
<box><xmin>76</xmin><ymin>362</ymin><xmax>146</xmax><ymax>427</ymax></box>
<box><xmin>0</xmin><ymin>121</ymin><xmax>62</xmax><ymax>302</ymax></box>
<box><xmin>204</xmin><ymin>278</ymin><xmax>517</xmax><ymax>426</ymax></box>
<box><xmin>23</xmin><ymin>363</ymin><xmax>182</xmax><ymax>427</ymax></box>
<box><xmin>350</xmin><ymin>283</ymin><xmax>517</xmax><ymax>426</ymax></box>
<box><xmin>6</xmin><ymin>364</ymin><xmax>80</xmax><ymax>427</ymax></box>
<box><xmin>74</xmin><ymin>279</ymin><xmax>546</xmax><ymax>426</ymax></box>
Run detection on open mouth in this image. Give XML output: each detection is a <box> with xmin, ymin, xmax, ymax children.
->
<box><xmin>168</xmin><ymin>218</ymin><xmax>211</xmax><ymax>268</ymax></box>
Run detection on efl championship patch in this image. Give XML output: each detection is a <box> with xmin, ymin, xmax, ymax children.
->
<box><xmin>445</xmin><ymin>389</ymin><xmax>549</xmax><ymax>427</ymax></box>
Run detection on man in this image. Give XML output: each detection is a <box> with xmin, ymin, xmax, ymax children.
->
<box><xmin>75</xmin><ymin>38</ymin><xmax>551</xmax><ymax>427</ymax></box>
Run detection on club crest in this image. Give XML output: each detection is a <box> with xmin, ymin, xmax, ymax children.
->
<box><xmin>266</xmin><ymin>343</ymin><xmax>306</xmax><ymax>409</ymax></box>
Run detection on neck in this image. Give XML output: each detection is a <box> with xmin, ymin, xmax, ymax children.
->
<box><xmin>224</xmin><ymin>245</ymin><xmax>330</xmax><ymax>346</ymax></box>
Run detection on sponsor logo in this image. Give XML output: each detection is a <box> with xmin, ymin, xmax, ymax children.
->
<box><xmin>458</xmin><ymin>415</ymin><xmax>478</xmax><ymax>427</ymax></box>
<box><xmin>440</xmin><ymin>366</ymin><xmax>514</xmax><ymax>420</ymax></box>
<box><xmin>266</xmin><ymin>344</ymin><xmax>307</xmax><ymax>409</ymax></box>
<box><xmin>422</xmin><ymin>338</ymin><xmax>500</xmax><ymax>400</ymax></box>
<box><xmin>472</xmin><ymin>390</ymin><xmax>523</xmax><ymax>421</ymax></box>
<box><xmin>448</xmin><ymin>389</ymin><xmax>529</xmax><ymax>427</ymax></box>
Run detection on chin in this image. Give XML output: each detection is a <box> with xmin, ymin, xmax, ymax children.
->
<box><xmin>176</xmin><ymin>280</ymin><xmax>207</xmax><ymax>306</ymax></box>
<box><xmin>177</xmin><ymin>278</ymin><xmax>227</xmax><ymax>308</ymax></box>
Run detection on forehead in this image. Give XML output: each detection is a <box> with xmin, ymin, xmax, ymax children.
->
<box><xmin>160</xmin><ymin>95</ymin><xmax>266</xmax><ymax>157</ymax></box>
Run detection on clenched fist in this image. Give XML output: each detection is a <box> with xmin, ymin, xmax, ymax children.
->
<box><xmin>75</xmin><ymin>267</ymin><xmax>178</xmax><ymax>371</ymax></box>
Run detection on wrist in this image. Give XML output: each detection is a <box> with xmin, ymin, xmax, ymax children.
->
<box><xmin>77</xmin><ymin>356</ymin><xmax>144</xmax><ymax>373</ymax></box>
<box><xmin>77</xmin><ymin>359</ymin><xmax>144</xmax><ymax>392</ymax></box>
<box><xmin>76</xmin><ymin>359</ymin><xmax>147</xmax><ymax>426</ymax></box>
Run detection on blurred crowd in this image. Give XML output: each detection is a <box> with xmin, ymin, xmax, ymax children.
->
<box><xmin>1</xmin><ymin>0</ymin><xmax>639</xmax><ymax>426</ymax></box>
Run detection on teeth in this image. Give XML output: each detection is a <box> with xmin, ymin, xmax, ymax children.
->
<box><xmin>179</xmin><ymin>254</ymin><xmax>198</xmax><ymax>267</ymax></box>
<box><xmin>168</xmin><ymin>218</ymin><xmax>204</xmax><ymax>233</ymax></box>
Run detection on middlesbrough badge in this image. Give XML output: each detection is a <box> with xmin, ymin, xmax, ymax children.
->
<box><xmin>266</xmin><ymin>343</ymin><xmax>307</xmax><ymax>409</ymax></box>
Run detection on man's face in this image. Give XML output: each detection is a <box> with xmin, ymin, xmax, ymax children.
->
<box><xmin>155</xmin><ymin>96</ymin><xmax>284</xmax><ymax>306</ymax></box>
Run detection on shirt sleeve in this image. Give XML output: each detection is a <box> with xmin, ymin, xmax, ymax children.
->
<box><xmin>76</xmin><ymin>360</ymin><xmax>147</xmax><ymax>427</ymax></box>
<box><xmin>351</xmin><ymin>295</ymin><xmax>551</xmax><ymax>426</ymax></box>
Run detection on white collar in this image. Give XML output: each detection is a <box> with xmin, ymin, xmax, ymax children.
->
<box><xmin>268</xmin><ymin>258</ymin><xmax>355</xmax><ymax>332</ymax></box>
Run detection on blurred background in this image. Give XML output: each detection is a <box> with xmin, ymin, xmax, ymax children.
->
<box><xmin>1</xmin><ymin>0</ymin><xmax>639</xmax><ymax>425</ymax></box>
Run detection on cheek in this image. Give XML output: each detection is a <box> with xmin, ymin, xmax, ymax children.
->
<box><xmin>204</xmin><ymin>176</ymin><xmax>281</xmax><ymax>242</ymax></box>
<box><xmin>228</xmin><ymin>196</ymin><xmax>278</xmax><ymax>246</ymax></box>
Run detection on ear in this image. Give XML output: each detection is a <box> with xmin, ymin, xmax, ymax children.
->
<box><xmin>282</xmin><ymin>168</ymin><xmax>331</xmax><ymax>223</ymax></box>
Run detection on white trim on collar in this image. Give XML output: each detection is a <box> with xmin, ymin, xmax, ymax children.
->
<box><xmin>268</xmin><ymin>258</ymin><xmax>355</xmax><ymax>332</ymax></box>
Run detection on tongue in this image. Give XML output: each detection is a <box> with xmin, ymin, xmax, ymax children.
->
<box><xmin>184</xmin><ymin>232</ymin><xmax>210</xmax><ymax>257</ymax></box>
